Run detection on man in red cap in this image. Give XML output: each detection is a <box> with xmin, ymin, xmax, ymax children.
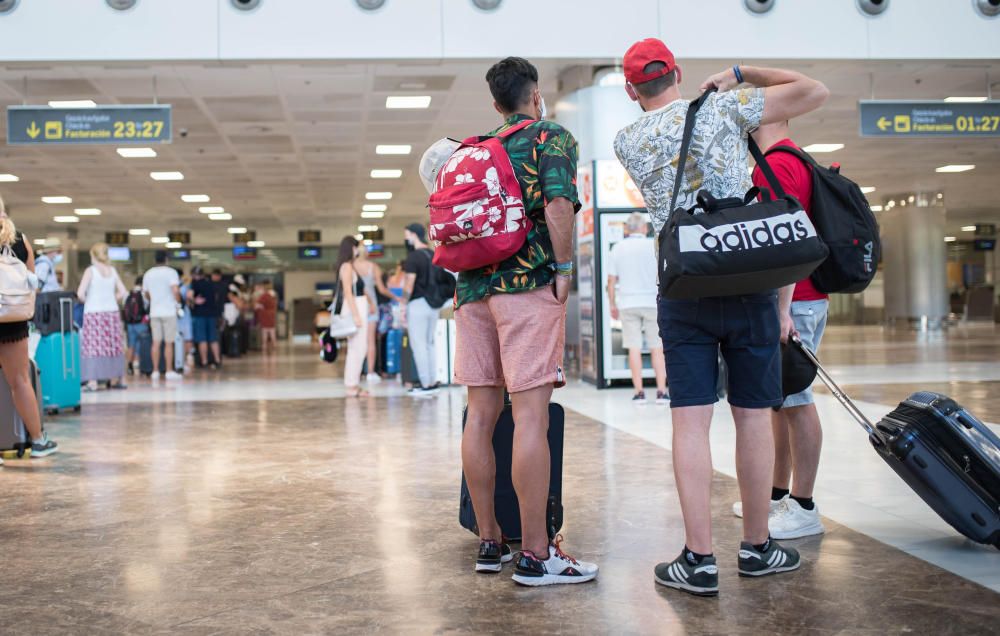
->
<box><xmin>614</xmin><ymin>37</ymin><xmax>829</xmax><ymax>597</ymax></box>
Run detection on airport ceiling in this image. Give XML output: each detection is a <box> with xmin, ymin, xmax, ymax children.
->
<box><xmin>1</xmin><ymin>58</ymin><xmax>999</xmax><ymax>249</ymax></box>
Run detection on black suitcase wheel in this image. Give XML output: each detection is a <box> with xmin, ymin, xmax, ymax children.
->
<box><xmin>73</xmin><ymin>405</ymin><xmax>81</xmax><ymax>413</ymax></box>
<box><xmin>46</xmin><ymin>408</ymin><xmax>58</xmax><ymax>416</ymax></box>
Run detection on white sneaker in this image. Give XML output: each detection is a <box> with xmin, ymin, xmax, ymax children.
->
<box><xmin>165</xmin><ymin>371</ymin><xmax>183</xmax><ymax>381</ymax></box>
<box><xmin>511</xmin><ymin>538</ymin><xmax>599</xmax><ymax>587</ymax></box>
<box><xmin>150</xmin><ymin>371</ymin><xmax>161</xmax><ymax>381</ymax></box>
<box><xmin>768</xmin><ymin>498</ymin><xmax>825</xmax><ymax>539</ymax></box>
<box><xmin>733</xmin><ymin>495</ymin><xmax>787</xmax><ymax>519</ymax></box>
<box><xmin>366</xmin><ymin>373</ymin><xmax>382</xmax><ymax>384</ymax></box>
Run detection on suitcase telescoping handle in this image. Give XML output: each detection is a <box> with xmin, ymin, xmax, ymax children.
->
<box><xmin>790</xmin><ymin>335</ymin><xmax>876</xmax><ymax>436</ymax></box>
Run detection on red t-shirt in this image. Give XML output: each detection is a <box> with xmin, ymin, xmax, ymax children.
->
<box><xmin>751</xmin><ymin>138</ymin><xmax>828</xmax><ymax>302</ymax></box>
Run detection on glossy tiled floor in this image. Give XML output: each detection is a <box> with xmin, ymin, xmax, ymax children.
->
<box><xmin>2</xmin><ymin>326</ymin><xmax>999</xmax><ymax>634</ymax></box>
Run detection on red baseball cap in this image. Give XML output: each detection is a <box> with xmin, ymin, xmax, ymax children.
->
<box><xmin>623</xmin><ymin>38</ymin><xmax>682</xmax><ymax>85</ymax></box>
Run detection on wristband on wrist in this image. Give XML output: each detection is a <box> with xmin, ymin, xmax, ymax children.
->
<box><xmin>554</xmin><ymin>261</ymin><xmax>574</xmax><ymax>276</ymax></box>
<box><xmin>733</xmin><ymin>65</ymin><xmax>744</xmax><ymax>84</ymax></box>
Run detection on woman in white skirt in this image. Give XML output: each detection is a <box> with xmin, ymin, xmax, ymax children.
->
<box><xmin>77</xmin><ymin>243</ymin><xmax>128</xmax><ymax>391</ymax></box>
<box><xmin>335</xmin><ymin>236</ymin><xmax>368</xmax><ymax>397</ymax></box>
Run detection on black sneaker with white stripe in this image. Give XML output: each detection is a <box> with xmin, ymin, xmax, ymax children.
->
<box><xmin>654</xmin><ymin>550</ymin><xmax>719</xmax><ymax>597</ymax></box>
<box><xmin>475</xmin><ymin>539</ymin><xmax>513</xmax><ymax>573</ymax></box>
<box><xmin>737</xmin><ymin>538</ymin><xmax>801</xmax><ymax>577</ymax></box>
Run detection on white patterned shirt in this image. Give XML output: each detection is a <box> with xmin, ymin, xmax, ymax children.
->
<box><xmin>614</xmin><ymin>88</ymin><xmax>765</xmax><ymax>235</ymax></box>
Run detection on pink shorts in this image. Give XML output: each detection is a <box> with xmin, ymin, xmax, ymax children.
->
<box><xmin>454</xmin><ymin>286</ymin><xmax>567</xmax><ymax>393</ymax></box>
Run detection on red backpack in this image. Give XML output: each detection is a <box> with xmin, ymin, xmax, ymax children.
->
<box><xmin>427</xmin><ymin>120</ymin><xmax>535</xmax><ymax>272</ymax></box>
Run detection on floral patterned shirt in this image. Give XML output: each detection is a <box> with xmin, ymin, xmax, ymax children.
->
<box><xmin>455</xmin><ymin>114</ymin><xmax>580</xmax><ymax>308</ymax></box>
<box><xmin>614</xmin><ymin>88</ymin><xmax>765</xmax><ymax>235</ymax></box>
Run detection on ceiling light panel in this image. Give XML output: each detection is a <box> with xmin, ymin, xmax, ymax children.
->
<box><xmin>181</xmin><ymin>194</ymin><xmax>210</xmax><ymax>203</ymax></box>
<box><xmin>74</xmin><ymin>208</ymin><xmax>101</xmax><ymax>216</ymax></box>
<box><xmin>375</xmin><ymin>144</ymin><xmax>412</xmax><ymax>155</ymax></box>
<box><xmin>361</xmin><ymin>211</ymin><xmax>385</xmax><ymax>219</ymax></box>
<box><xmin>129</xmin><ymin>228</ymin><xmax>151</xmax><ymax>236</ymax></box>
<box><xmin>48</xmin><ymin>100</ymin><xmax>96</xmax><ymax>108</ymax></box>
<box><xmin>0</xmin><ymin>174</ymin><xmax>19</xmax><ymax>182</ymax></box>
<box><xmin>944</xmin><ymin>96</ymin><xmax>988</xmax><ymax>103</ymax></box>
<box><xmin>199</xmin><ymin>206</ymin><xmax>225</xmax><ymax>214</ymax></box>
<box><xmin>370</xmin><ymin>169</ymin><xmax>402</xmax><ymax>179</ymax></box>
<box><xmin>117</xmin><ymin>147</ymin><xmax>157</xmax><ymax>158</ymax></box>
<box><xmin>385</xmin><ymin>96</ymin><xmax>431</xmax><ymax>109</ymax></box>
<box><xmin>53</xmin><ymin>216</ymin><xmax>79</xmax><ymax>223</ymax></box>
<box><xmin>42</xmin><ymin>196</ymin><xmax>72</xmax><ymax>204</ymax></box>
<box><xmin>961</xmin><ymin>226</ymin><xmax>977</xmax><ymax>232</ymax></box>
<box><xmin>247</xmin><ymin>240</ymin><xmax>265</xmax><ymax>248</ymax></box>
<box><xmin>801</xmin><ymin>143</ymin><xmax>844</xmax><ymax>153</ymax></box>
<box><xmin>150</xmin><ymin>171</ymin><xmax>184</xmax><ymax>181</ymax></box>
<box><xmin>860</xmin><ymin>186</ymin><xmax>876</xmax><ymax>194</ymax></box>
<box><xmin>208</xmin><ymin>213</ymin><xmax>232</xmax><ymax>221</ymax></box>
<box><xmin>366</xmin><ymin>192</ymin><xmax>393</xmax><ymax>200</ymax></box>
<box><xmin>362</xmin><ymin>204</ymin><xmax>387</xmax><ymax>212</ymax></box>
<box><xmin>935</xmin><ymin>165</ymin><xmax>975</xmax><ymax>173</ymax></box>
<box><xmin>227</xmin><ymin>227</ymin><xmax>248</xmax><ymax>234</ymax></box>
<box><xmin>165</xmin><ymin>242</ymin><xmax>183</xmax><ymax>249</ymax></box>
<box><xmin>151</xmin><ymin>236</ymin><xmax>170</xmax><ymax>244</ymax></box>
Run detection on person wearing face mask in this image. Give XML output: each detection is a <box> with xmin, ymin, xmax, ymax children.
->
<box><xmin>34</xmin><ymin>246</ymin><xmax>64</xmax><ymax>293</ymax></box>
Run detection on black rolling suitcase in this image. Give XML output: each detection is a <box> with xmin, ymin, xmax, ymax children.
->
<box><xmin>0</xmin><ymin>359</ymin><xmax>44</xmax><ymax>459</ymax></box>
<box><xmin>459</xmin><ymin>401</ymin><xmax>564</xmax><ymax>542</ymax></box>
<box><xmin>795</xmin><ymin>338</ymin><xmax>1000</xmax><ymax>549</ymax></box>
<box><xmin>224</xmin><ymin>327</ymin><xmax>242</xmax><ymax>358</ymax></box>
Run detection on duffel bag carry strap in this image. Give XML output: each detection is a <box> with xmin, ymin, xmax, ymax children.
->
<box><xmin>667</xmin><ymin>88</ymin><xmax>715</xmax><ymax>215</ymax></box>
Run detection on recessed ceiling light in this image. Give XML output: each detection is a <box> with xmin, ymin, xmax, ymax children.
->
<box><xmin>165</xmin><ymin>241</ymin><xmax>183</xmax><ymax>249</ymax></box>
<box><xmin>361</xmin><ymin>211</ymin><xmax>385</xmax><ymax>219</ymax></box>
<box><xmin>370</xmin><ymin>169</ymin><xmax>402</xmax><ymax>179</ymax></box>
<box><xmin>385</xmin><ymin>96</ymin><xmax>431</xmax><ymax>109</ymax></box>
<box><xmin>801</xmin><ymin>143</ymin><xmax>844</xmax><ymax>153</ymax></box>
<box><xmin>860</xmin><ymin>186</ymin><xmax>876</xmax><ymax>194</ymax></box>
<box><xmin>117</xmin><ymin>147</ymin><xmax>157</xmax><ymax>158</ymax></box>
<box><xmin>53</xmin><ymin>216</ymin><xmax>79</xmax><ymax>223</ymax></box>
<box><xmin>129</xmin><ymin>228</ymin><xmax>151</xmax><ymax>236</ymax></box>
<box><xmin>365</xmin><ymin>192</ymin><xmax>393</xmax><ymax>200</ymax></box>
<box><xmin>48</xmin><ymin>100</ymin><xmax>96</xmax><ymax>108</ymax></box>
<box><xmin>362</xmin><ymin>204</ymin><xmax>387</xmax><ymax>212</ymax></box>
<box><xmin>376</xmin><ymin>144</ymin><xmax>412</xmax><ymax>155</ymax></box>
<box><xmin>42</xmin><ymin>196</ymin><xmax>72</xmax><ymax>204</ymax></box>
<box><xmin>227</xmin><ymin>227</ymin><xmax>248</xmax><ymax>234</ymax></box>
<box><xmin>358</xmin><ymin>224</ymin><xmax>379</xmax><ymax>232</ymax></box>
<box><xmin>199</xmin><ymin>206</ymin><xmax>225</xmax><ymax>214</ymax></box>
<box><xmin>74</xmin><ymin>208</ymin><xmax>101</xmax><ymax>216</ymax></box>
<box><xmin>181</xmin><ymin>194</ymin><xmax>210</xmax><ymax>203</ymax></box>
<box><xmin>208</xmin><ymin>213</ymin><xmax>232</xmax><ymax>221</ymax></box>
<box><xmin>935</xmin><ymin>165</ymin><xmax>975</xmax><ymax>173</ymax></box>
<box><xmin>961</xmin><ymin>225</ymin><xmax>977</xmax><ymax>232</ymax></box>
<box><xmin>151</xmin><ymin>236</ymin><xmax>170</xmax><ymax>244</ymax></box>
<box><xmin>247</xmin><ymin>240</ymin><xmax>266</xmax><ymax>248</ymax></box>
<box><xmin>869</xmin><ymin>205</ymin><xmax>883</xmax><ymax>212</ymax></box>
<box><xmin>944</xmin><ymin>236</ymin><xmax>957</xmax><ymax>242</ymax></box>
<box><xmin>150</xmin><ymin>171</ymin><xmax>184</xmax><ymax>181</ymax></box>
<box><xmin>944</xmin><ymin>96</ymin><xmax>988</xmax><ymax>103</ymax></box>
<box><xmin>0</xmin><ymin>174</ymin><xmax>19</xmax><ymax>182</ymax></box>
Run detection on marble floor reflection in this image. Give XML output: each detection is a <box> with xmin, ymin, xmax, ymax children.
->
<box><xmin>2</xmin><ymin>329</ymin><xmax>998</xmax><ymax>634</ymax></box>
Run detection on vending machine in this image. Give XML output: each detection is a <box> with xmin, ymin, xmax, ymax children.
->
<box><xmin>576</xmin><ymin>160</ymin><xmax>657</xmax><ymax>388</ymax></box>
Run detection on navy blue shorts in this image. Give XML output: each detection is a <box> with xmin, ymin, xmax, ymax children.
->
<box><xmin>192</xmin><ymin>316</ymin><xmax>219</xmax><ymax>344</ymax></box>
<box><xmin>658</xmin><ymin>291</ymin><xmax>782</xmax><ymax>409</ymax></box>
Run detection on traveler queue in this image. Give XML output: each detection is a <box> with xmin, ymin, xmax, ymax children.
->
<box><xmin>378</xmin><ymin>42</ymin><xmax>832</xmax><ymax>594</ymax></box>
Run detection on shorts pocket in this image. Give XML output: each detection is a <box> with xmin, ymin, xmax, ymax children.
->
<box><xmin>741</xmin><ymin>293</ymin><xmax>779</xmax><ymax>347</ymax></box>
<box><xmin>658</xmin><ymin>298</ymin><xmax>702</xmax><ymax>344</ymax></box>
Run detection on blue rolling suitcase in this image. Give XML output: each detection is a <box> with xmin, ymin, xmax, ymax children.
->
<box><xmin>797</xmin><ymin>338</ymin><xmax>1000</xmax><ymax>549</ymax></box>
<box><xmin>36</xmin><ymin>331</ymin><xmax>82</xmax><ymax>415</ymax></box>
<box><xmin>384</xmin><ymin>328</ymin><xmax>403</xmax><ymax>375</ymax></box>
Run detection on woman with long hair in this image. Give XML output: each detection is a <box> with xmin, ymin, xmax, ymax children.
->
<box><xmin>0</xmin><ymin>199</ymin><xmax>57</xmax><ymax>458</ymax></box>
<box><xmin>353</xmin><ymin>243</ymin><xmax>398</xmax><ymax>384</ymax></box>
<box><xmin>76</xmin><ymin>242</ymin><xmax>128</xmax><ymax>391</ymax></box>
<box><xmin>335</xmin><ymin>236</ymin><xmax>368</xmax><ymax>397</ymax></box>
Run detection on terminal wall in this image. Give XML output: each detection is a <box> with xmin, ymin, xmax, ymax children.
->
<box><xmin>0</xmin><ymin>0</ymin><xmax>996</xmax><ymax>62</ymax></box>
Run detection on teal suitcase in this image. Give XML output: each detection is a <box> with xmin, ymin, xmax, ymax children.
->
<box><xmin>36</xmin><ymin>331</ymin><xmax>81</xmax><ymax>414</ymax></box>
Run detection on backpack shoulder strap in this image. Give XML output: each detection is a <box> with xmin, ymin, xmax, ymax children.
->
<box><xmin>765</xmin><ymin>144</ymin><xmax>818</xmax><ymax>169</ymax></box>
<box><xmin>494</xmin><ymin>119</ymin><xmax>536</xmax><ymax>139</ymax></box>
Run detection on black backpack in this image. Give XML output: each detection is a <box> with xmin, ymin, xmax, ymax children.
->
<box><xmin>765</xmin><ymin>146</ymin><xmax>880</xmax><ymax>294</ymax></box>
<box><xmin>123</xmin><ymin>290</ymin><xmax>146</xmax><ymax>324</ymax></box>
<box><xmin>418</xmin><ymin>249</ymin><xmax>457</xmax><ymax>310</ymax></box>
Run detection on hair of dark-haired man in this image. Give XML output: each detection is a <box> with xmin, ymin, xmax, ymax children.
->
<box><xmin>134</xmin><ymin>275</ymin><xmax>143</xmax><ymax>287</ymax></box>
<box><xmin>486</xmin><ymin>56</ymin><xmax>539</xmax><ymax>114</ymax></box>
<box><xmin>154</xmin><ymin>250</ymin><xmax>168</xmax><ymax>265</ymax></box>
<box><xmin>633</xmin><ymin>62</ymin><xmax>677</xmax><ymax>99</ymax></box>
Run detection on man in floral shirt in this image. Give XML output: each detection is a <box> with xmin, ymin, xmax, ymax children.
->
<box><xmin>455</xmin><ymin>56</ymin><xmax>599</xmax><ymax>587</ymax></box>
